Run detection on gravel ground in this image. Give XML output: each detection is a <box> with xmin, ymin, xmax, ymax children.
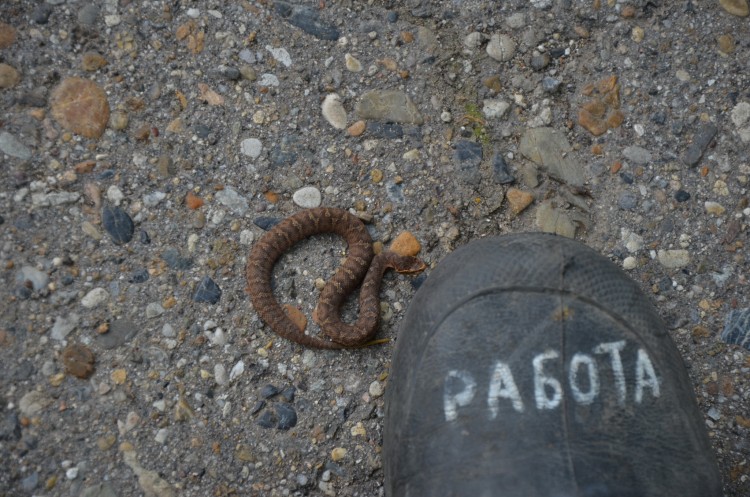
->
<box><xmin>1</xmin><ymin>0</ymin><xmax>749</xmax><ymax>495</ymax></box>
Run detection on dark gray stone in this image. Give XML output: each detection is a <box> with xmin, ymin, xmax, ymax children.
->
<box><xmin>250</xmin><ymin>400</ymin><xmax>266</xmax><ymax>415</ymax></box>
<box><xmin>193</xmin><ymin>276</ymin><xmax>222</xmax><ymax>304</ymax></box>
<box><xmin>281</xmin><ymin>386</ymin><xmax>296</xmax><ymax>402</ymax></box>
<box><xmin>721</xmin><ymin>308</ymin><xmax>750</xmax><ymax>351</ymax></box>
<box><xmin>618</xmin><ymin>192</ymin><xmax>638</xmax><ymax>210</ymax></box>
<box><xmin>386</xmin><ymin>181</ymin><xmax>405</xmax><ymax>203</ymax></box>
<box><xmin>530</xmin><ymin>54</ymin><xmax>550</xmax><ymax>71</ymax></box>
<box><xmin>21</xmin><ymin>472</ymin><xmax>39</xmax><ymax>491</ymax></box>
<box><xmin>162</xmin><ymin>248</ymin><xmax>193</xmax><ymax>270</ymax></box>
<box><xmin>102</xmin><ymin>206</ymin><xmax>134</xmax><ymax>245</ymax></box>
<box><xmin>257</xmin><ymin>410</ymin><xmax>276</xmax><ymax>429</ymax></box>
<box><xmin>96</xmin><ymin>319</ymin><xmax>138</xmax><ymax>349</ymax></box>
<box><xmin>542</xmin><ymin>77</ymin><xmax>561</xmax><ymax>93</ymax></box>
<box><xmin>0</xmin><ymin>412</ymin><xmax>21</xmax><ymax>441</ymax></box>
<box><xmin>453</xmin><ymin>140</ymin><xmax>483</xmax><ymax>186</ymax></box>
<box><xmin>276</xmin><ymin>404</ymin><xmax>298</xmax><ymax>430</ymax></box>
<box><xmin>261</xmin><ymin>384</ymin><xmax>280</xmax><ymax>399</ymax></box>
<box><xmin>32</xmin><ymin>4</ymin><xmax>53</xmax><ymax>24</ymax></box>
<box><xmin>491</xmin><ymin>153</ymin><xmax>515</xmax><ymax>184</ymax></box>
<box><xmin>129</xmin><ymin>268</ymin><xmax>149</xmax><ymax>283</ymax></box>
<box><xmin>77</xmin><ymin>4</ymin><xmax>100</xmax><ymax>26</ymax></box>
<box><xmin>682</xmin><ymin>123</ymin><xmax>718</xmax><ymax>167</ymax></box>
<box><xmin>367</xmin><ymin>122</ymin><xmax>404</xmax><ymax>139</ymax></box>
<box><xmin>675</xmin><ymin>190</ymin><xmax>690</xmax><ymax>202</ymax></box>
<box><xmin>274</xmin><ymin>1</ymin><xmax>340</xmax><ymax>41</ymax></box>
<box><xmin>269</xmin><ymin>135</ymin><xmax>300</xmax><ymax>167</ymax></box>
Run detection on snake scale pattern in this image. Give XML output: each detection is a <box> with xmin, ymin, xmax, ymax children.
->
<box><xmin>246</xmin><ymin>207</ymin><xmax>426</xmax><ymax>349</ymax></box>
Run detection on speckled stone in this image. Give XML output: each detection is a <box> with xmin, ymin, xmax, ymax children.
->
<box><xmin>355</xmin><ymin>90</ymin><xmax>423</xmax><ymax>125</ymax></box>
<box><xmin>681</xmin><ymin>123</ymin><xmax>718</xmax><ymax>166</ymax></box>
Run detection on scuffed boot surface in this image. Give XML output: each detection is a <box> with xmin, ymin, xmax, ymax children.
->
<box><xmin>385</xmin><ymin>233</ymin><xmax>722</xmax><ymax>497</ymax></box>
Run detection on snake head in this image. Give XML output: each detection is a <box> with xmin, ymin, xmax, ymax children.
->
<box><xmin>393</xmin><ymin>255</ymin><xmax>427</xmax><ymax>275</ymax></box>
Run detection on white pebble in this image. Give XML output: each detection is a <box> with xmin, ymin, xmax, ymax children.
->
<box><xmin>241</xmin><ymin>138</ymin><xmax>263</xmax><ymax>159</ymax></box>
<box><xmin>214</xmin><ymin>364</ymin><xmax>228</xmax><ymax>385</ymax></box>
<box><xmin>265</xmin><ymin>45</ymin><xmax>292</xmax><ymax>67</ymax></box>
<box><xmin>369</xmin><ymin>381</ymin><xmax>384</xmax><ymax>398</ymax></box>
<box><xmin>229</xmin><ymin>360</ymin><xmax>245</xmax><ymax>381</ymax></box>
<box><xmin>155</xmin><ymin>428</ymin><xmax>169</xmax><ymax>444</ymax></box>
<box><xmin>293</xmin><ymin>186</ymin><xmax>322</xmax><ymax>208</ymax></box>
<box><xmin>143</xmin><ymin>191</ymin><xmax>166</xmax><ymax>208</ymax></box>
<box><xmin>106</xmin><ymin>185</ymin><xmax>124</xmax><ymax>206</ymax></box>
<box><xmin>258</xmin><ymin>74</ymin><xmax>279</xmax><ymax>87</ymax></box>
<box><xmin>483</xmin><ymin>99</ymin><xmax>510</xmax><ymax>118</ymax></box>
<box><xmin>345</xmin><ymin>53</ymin><xmax>362</xmax><ymax>72</ymax></box>
<box><xmin>186</xmin><ymin>8</ymin><xmax>200</xmax><ymax>18</ymax></box>
<box><xmin>622</xmin><ymin>256</ymin><xmax>637</xmax><ymax>270</ymax></box>
<box><xmin>321</xmin><ymin>93</ymin><xmax>348</xmax><ymax>130</ymax></box>
<box><xmin>65</xmin><ymin>467</ymin><xmax>79</xmax><ymax>480</ymax></box>
<box><xmin>81</xmin><ymin>288</ymin><xmax>109</xmax><ymax>308</ymax></box>
<box><xmin>104</xmin><ymin>15</ymin><xmax>121</xmax><ymax>27</ymax></box>
<box><xmin>146</xmin><ymin>302</ymin><xmax>165</xmax><ymax>318</ymax></box>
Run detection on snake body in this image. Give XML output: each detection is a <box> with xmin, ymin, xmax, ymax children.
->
<box><xmin>246</xmin><ymin>207</ymin><xmax>426</xmax><ymax>349</ymax></box>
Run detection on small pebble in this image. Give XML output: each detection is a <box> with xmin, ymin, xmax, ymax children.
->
<box><xmin>102</xmin><ymin>206</ymin><xmax>134</xmax><ymax>245</ymax></box>
<box><xmin>241</xmin><ymin>138</ymin><xmax>263</xmax><ymax>159</ymax></box>
<box><xmin>345</xmin><ymin>53</ymin><xmax>362</xmax><ymax>72</ymax></box>
<box><xmin>193</xmin><ymin>276</ymin><xmax>222</xmax><ymax>304</ymax></box>
<box><xmin>293</xmin><ymin>186</ymin><xmax>322</xmax><ymax>208</ymax></box>
<box><xmin>506</xmin><ymin>188</ymin><xmax>535</xmax><ymax>214</ymax></box>
<box><xmin>369</xmin><ymin>381</ymin><xmax>384</xmax><ymax>398</ymax></box>
<box><xmin>618</xmin><ymin>192</ymin><xmax>638</xmax><ymax>210</ymax></box>
<box><xmin>321</xmin><ymin>93</ymin><xmax>347</xmax><ymax>130</ymax></box>
<box><xmin>275</xmin><ymin>404</ymin><xmax>297</xmax><ymax>430</ymax></box>
<box><xmin>82</xmin><ymin>288</ymin><xmax>109</xmax><ymax>308</ymax></box>
<box><xmin>674</xmin><ymin>190</ymin><xmax>690</xmax><ymax>202</ymax></box>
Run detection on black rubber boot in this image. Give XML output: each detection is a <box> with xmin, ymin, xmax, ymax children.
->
<box><xmin>384</xmin><ymin>233</ymin><xmax>722</xmax><ymax>497</ymax></box>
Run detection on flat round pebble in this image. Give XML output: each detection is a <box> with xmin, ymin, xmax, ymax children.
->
<box><xmin>486</xmin><ymin>34</ymin><xmax>516</xmax><ymax>62</ymax></box>
<box><xmin>241</xmin><ymin>138</ymin><xmax>263</xmax><ymax>159</ymax></box>
<box><xmin>293</xmin><ymin>186</ymin><xmax>322</xmax><ymax>208</ymax></box>
<box><xmin>102</xmin><ymin>206</ymin><xmax>134</xmax><ymax>245</ymax></box>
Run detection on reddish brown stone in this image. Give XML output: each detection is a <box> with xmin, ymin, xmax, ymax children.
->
<box><xmin>50</xmin><ymin>77</ymin><xmax>110</xmax><ymax>139</ymax></box>
<box><xmin>0</xmin><ymin>22</ymin><xmax>16</xmax><ymax>49</ymax></box>
<box><xmin>62</xmin><ymin>344</ymin><xmax>96</xmax><ymax>379</ymax></box>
